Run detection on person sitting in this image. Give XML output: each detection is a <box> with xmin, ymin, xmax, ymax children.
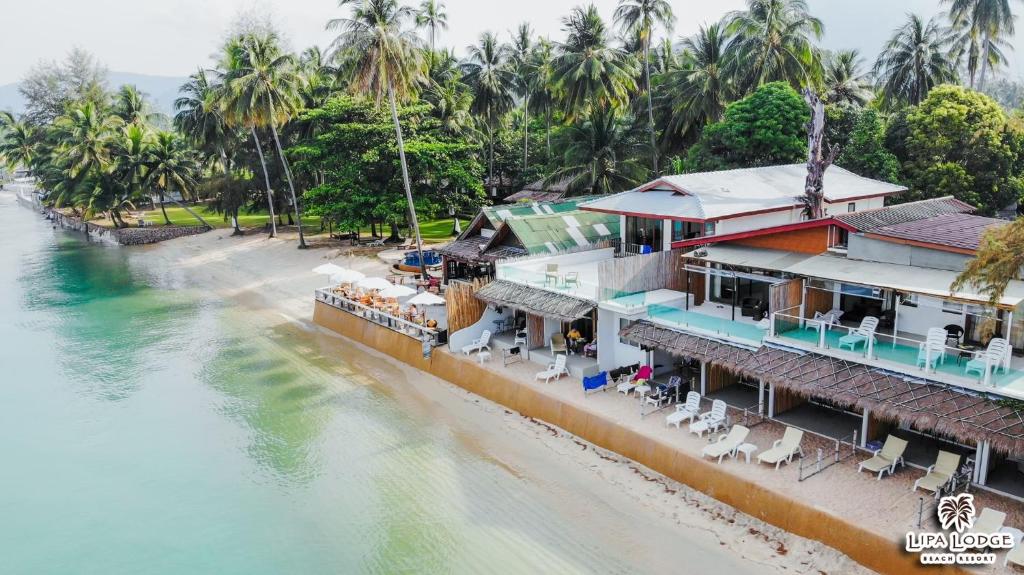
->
<box><xmin>566</xmin><ymin>327</ymin><xmax>584</xmax><ymax>354</ymax></box>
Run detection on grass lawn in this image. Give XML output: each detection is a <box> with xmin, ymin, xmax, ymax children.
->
<box><xmin>92</xmin><ymin>204</ymin><xmax>466</xmax><ymax>243</ymax></box>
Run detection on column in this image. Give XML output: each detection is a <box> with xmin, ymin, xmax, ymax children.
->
<box><xmin>767</xmin><ymin>383</ymin><xmax>775</xmax><ymax>418</ymax></box>
<box><xmin>758</xmin><ymin>380</ymin><xmax>765</xmax><ymax>416</ymax></box>
<box><xmin>700</xmin><ymin>361</ymin><xmax>707</xmax><ymax>396</ymax></box>
<box><xmin>860</xmin><ymin>408</ymin><xmax>870</xmax><ymax>448</ymax></box>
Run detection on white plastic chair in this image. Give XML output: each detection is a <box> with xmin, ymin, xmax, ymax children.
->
<box><xmin>838</xmin><ymin>317</ymin><xmax>879</xmax><ymax>351</ymax></box>
<box><xmin>965</xmin><ymin>338</ymin><xmax>1010</xmax><ymax>379</ymax></box>
<box><xmin>666</xmin><ymin>392</ymin><xmax>701</xmax><ymax>428</ymax></box>
<box><xmin>916</xmin><ymin>327</ymin><xmax>948</xmax><ymax>369</ymax></box>
<box><xmin>535</xmin><ymin>354</ymin><xmax>569</xmax><ymax>383</ymax></box>
<box><xmin>461</xmin><ymin>330</ymin><xmax>492</xmax><ymax>355</ymax></box>
<box><xmin>689</xmin><ymin>399</ymin><xmax>727</xmax><ymax>437</ymax></box>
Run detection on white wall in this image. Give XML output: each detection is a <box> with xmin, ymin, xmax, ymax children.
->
<box><xmin>598</xmin><ymin>307</ymin><xmax>650</xmax><ymax>372</ymax></box>
<box><xmin>714</xmin><ymin>208</ymin><xmax>801</xmax><ymax>236</ymax></box>
<box><xmin>447</xmin><ymin>306</ymin><xmax>510</xmax><ymax>352</ymax></box>
<box><xmin>896</xmin><ymin>295</ymin><xmax>965</xmax><ymax>338</ymax></box>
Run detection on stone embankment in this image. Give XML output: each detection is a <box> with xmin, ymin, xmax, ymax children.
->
<box><xmin>44</xmin><ymin>208</ymin><xmax>210</xmax><ymax>245</ymax></box>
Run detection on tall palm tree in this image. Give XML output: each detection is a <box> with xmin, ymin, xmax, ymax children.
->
<box><xmin>724</xmin><ymin>0</ymin><xmax>824</xmax><ymax>92</ymax></box>
<box><xmin>552</xmin><ymin>5</ymin><xmax>637</xmax><ymax>121</ymax></box>
<box><xmin>214</xmin><ymin>37</ymin><xmax>278</xmax><ymax>237</ymax></box>
<box><xmin>663</xmin><ymin>23</ymin><xmax>733</xmax><ymax>148</ymax></box>
<box><xmin>327</xmin><ymin>0</ymin><xmax>429</xmax><ymax>277</ymax></box>
<box><xmin>113</xmin><ymin>85</ymin><xmax>158</xmax><ymax>125</ymax></box>
<box><xmin>174</xmin><ymin>69</ymin><xmax>232</xmax><ymax>173</ymax></box>
<box><xmin>614</xmin><ymin>0</ymin><xmax>674</xmax><ymax>176</ymax></box>
<box><xmin>822</xmin><ymin>49</ymin><xmax>873</xmax><ymax>106</ymax></box>
<box><xmin>946</xmin><ymin>0</ymin><xmax>1016</xmax><ymax>90</ymax></box>
<box><xmin>144</xmin><ymin>131</ymin><xmax>204</xmax><ymax>226</ymax></box>
<box><xmin>527</xmin><ymin>38</ymin><xmax>557</xmax><ymax>161</ymax></box>
<box><xmin>0</xmin><ymin>119</ymin><xmax>37</xmax><ymax>170</ymax></box>
<box><xmin>462</xmin><ymin>31</ymin><xmax>515</xmax><ymax>190</ymax></box>
<box><xmin>223</xmin><ymin>32</ymin><xmax>307</xmax><ymax>248</ymax></box>
<box><xmin>53</xmin><ymin>101</ymin><xmax>122</xmax><ymax>192</ymax></box>
<box><xmin>873</xmin><ymin>14</ymin><xmax>958</xmax><ymax>106</ymax></box>
<box><xmin>415</xmin><ymin>0</ymin><xmax>447</xmax><ymax>54</ymax></box>
<box><xmin>508</xmin><ymin>23</ymin><xmax>534</xmax><ymax>171</ymax></box>
<box><xmin>547</xmin><ymin>109</ymin><xmax>648</xmax><ymax>195</ymax></box>
<box><xmin>108</xmin><ymin>123</ymin><xmax>152</xmax><ymax>227</ymax></box>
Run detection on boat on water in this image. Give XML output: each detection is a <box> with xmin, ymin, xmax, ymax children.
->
<box><xmin>392</xmin><ymin>249</ymin><xmax>442</xmax><ymax>273</ymax></box>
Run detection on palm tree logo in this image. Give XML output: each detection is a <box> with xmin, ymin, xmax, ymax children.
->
<box><xmin>937</xmin><ymin>493</ymin><xmax>976</xmax><ymax>533</ymax></box>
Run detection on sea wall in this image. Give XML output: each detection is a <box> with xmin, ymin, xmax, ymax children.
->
<box><xmin>44</xmin><ymin>208</ymin><xmax>209</xmax><ymax>245</ymax></box>
<box><xmin>313</xmin><ymin>300</ymin><xmax>962</xmax><ymax>575</ymax></box>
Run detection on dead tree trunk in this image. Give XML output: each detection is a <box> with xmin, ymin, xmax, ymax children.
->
<box><xmin>802</xmin><ymin>89</ymin><xmax>839</xmax><ymax>220</ymax></box>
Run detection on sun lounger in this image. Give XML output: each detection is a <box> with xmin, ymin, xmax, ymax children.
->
<box><xmin>806</xmin><ymin>309</ymin><xmax>843</xmax><ymax>334</ymax></box>
<box><xmin>583</xmin><ymin>371</ymin><xmax>609</xmax><ymax>394</ymax></box>
<box><xmin>366</xmin><ymin>238</ymin><xmax>385</xmax><ymax>247</ymax></box>
<box><xmin>617</xmin><ymin>365</ymin><xmax>651</xmax><ymax>394</ymax></box>
<box><xmin>971</xmin><ymin>508</ymin><xmax>1006</xmax><ymax>535</ymax></box>
<box><xmin>912</xmin><ymin>450</ymin><xmax>961</xmax><ymax>496</ymax></box>
<box><xmin>965</xmin><ymin>337</ymin><xmax>1010</xmax><ymax>379</ymax></box>
<box><xmin>461</xmin><ymin>330</ymin><xmax>491</xmax><ymax>355</ymax></box>
<box><xmin>535</xmin><ymin>354</ymin><xmax>569</xmax><ymax>384</ymax></box>
<box><xmin>916</xmin><ymin>327</ymin><xmax>949</xmax><ymax>369</ymax></box>
<box><xmin>666</xmin><ymin>391</ymin><xmax>701</xmax><ymax>428</ymax></box>
<box><xmin>757</xmin><ymin>427</ymin><xmax>804</xmax><ymax>469</ymax></box>
<box><xmin>1006</xmin><ymin>536</ymin><xmax>1024</xmax><ymax>568</ymax></box>
<box><xmin>702</xmin><ymin>425</ymin><xmax>750</xmax><ymax>463</ymax></box>
<box><xmin>858</xmin><ymin>434</ymin><xmax>908</xmax><ymax>480</ymax></box>
<box><xmin>645</xmin><ymin>376</ymin><xmax>681</xmax><ymax>408</ymax></box>
<box><xmin>838</xmin><ymin>316</ymin><xmax>878</xmax><ymax>352</ymax></box>
<box><xmin>690</xmin><ymin>399</ymin><xmax>727</xmax><ymax>438</ymax></box>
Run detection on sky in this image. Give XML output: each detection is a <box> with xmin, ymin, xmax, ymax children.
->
<box><xmin>1</xmin><ymin>0</ymin><xmax>1020</xmax><ymax>86</ymax></box>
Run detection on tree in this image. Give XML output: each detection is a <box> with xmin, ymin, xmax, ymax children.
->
<box><xmin>0</xmin><ymin>119</ymin><xmax>37</xmax><ymax>170</ymax></box>
<box><xmin>836</xmin><ymin>109</ymin><xmax>901</xmax><ymax>183</ymax></box>
<box><xmin>113</xmin><ymin>85</ymin><xmax>158</xmax><ymax>125</ymax></box>
<box><xmin>526</xmin><ymin>38</ymin><xmax>557</xmax><ymax>160</ymax></box>
<box><xmin>222</xmin><ymin>32</ymin><xmax>307</xmax><ymax>248</ymax></box>
<box><xmin>551</xmin><ymin>5</ymin><xmax>637</xmax><ymax>121</ymax></box>
<box><xmin>903</xmin><ymin>85</ymin><xmax>1022</xmax><ymax>214</ymax></box>
<box><xmin>461</xmin><ymin>31</ymin><xmax>515</xmax><ymax>190</ymax></box>
<box><xmin>822</xmin><ymin>50</ymin><xmax>873</xmax><ymax>106</ymax></box>
<box><xmin>415</xmin><ymin>0</ymin><xmax>447</xmax><ymax>54</ymax></box>
<box><xmin>327</xmin><ymin>0</ymin><xmax>430</xmax><ymax>277</ymax></box>
<box><xmin>614</xmin><ymin>0</ymin><xmax>675</xmax><ymax>176</ymax></box>
<box><xmin>508</xmin><ymin>23</ymin><xmax>535</xmax><ymax>172</ymax></box>
<box><xmin>144</xmin><ymin>131</ymin><xmax>202</xmax><ymax>226</ymax></box>
<box><xmin>204</xmin><ymin>174</ymin><xmax>255</xmax><ymax>235</ymax></box>
<box><xmin>546</xmin><ymin>109</ymin><xmax>648</xmax><ymax>195</ymax></box>
<box><xmin>663</xmin><ymin>23</ymin><xmax>733</xmax><ymax>148</ymax></box>
<box><xmin>108</xmin><ymin>123</ymin><xmax>153</xmax><ymax>227</ymax></box>
<box><xmin>946</xmin><ymin>0</ymin><xmax>1017</xmax><ymax>90</ymax></box>
<box><xmin>19</xmin><ymin>48</ymin><xmax>108</xmax><ymax>125</ymax></box>
<box><xmin>873</xmin><ymin>14</ymin><xmax>958</xmax><ymax>106</ymax></box>
<box><xmin>952</xmin><ymin>217</ymin><xmax>1024</xmax><ymax>305</ymax></box>
<box><xmin>174</xmin><ymin>69</ymin><xmax>233</xmax><ymax>172</ymax></box>
<box><xmin>724</xmin><ymin>0</ymin><xmax>824</xmax><ymax>93</ymax></box>
<box><xmin>685</xmin><ymin>81</ymin><xmax>809</xmax><ymax>171</ymax></box>
<box><xmin>801</xmin><ymin>90</ymin><xmax>838</xmax><ymax>219</ymax></box>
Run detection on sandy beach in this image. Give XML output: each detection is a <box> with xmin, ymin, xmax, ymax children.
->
<box><xmin>132</xmin><ymin>226</ymin><xmax>874</xmax><ymax>575</ymax></box>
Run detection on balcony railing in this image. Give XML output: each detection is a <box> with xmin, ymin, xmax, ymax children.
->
<box><xmin>648</xmin><ymin>303</ymin><xmax>767</xmax><ymax>346</ymax></box>
<box><xmin>315</xmin><ymin>288</ymin><xmax>440</xmax><ymax>344</ymax></box>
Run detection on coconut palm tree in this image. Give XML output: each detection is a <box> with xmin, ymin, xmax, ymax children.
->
<box><xmin>461</xmin><ymin>31</ymin><xmax>515</xmax><ymax>190</ymax></box>
<box><xmin>144</xmin><ymin>131</ymin><xmax>205</xmax><ymax>226</ymax></box>
<box><xmin>946</xmin><ymin>0</ymin><xmax>1016</xmax><ymax>90</ymax></box>
<box><xmin>546</xmin><ymin>109</ymin><xmax>648</xmax><ymax>196</ymax></box>
<box><xmin>113</xmin><ymin>85</ymin><xmax>159</xmax><ymax>125</ymax></box>
<box><xmin>724</xmin><ymin>0</ymin><xmax>824</xmax><ymax>93</ymax></box>
<box><xmin>508</xmin><ymin>23</ymin><xmax>534</xmax><ymax>171</ymax></box>
<box><xmin>822</xmin><ymin>49</ymin><xmax>873</xmax><ymax>106</ymax></box>
<box><xmin>174</xmin><ymin>69</ymin><xmax>233</xmax><ymax>173</ymax></box>
<box><xmin>527</xmin><ymin>38</ymin><xmax>557</xmax><ymax>160</ymax></box>
<box><xmin>415</xmin><ymin>0</ymin><xmax>447</xmax><ymax>54</ymax></box>
<box><xmin>614</xmin><ymin>0</ymin><xmax>674</xmax><ymax>176</ymax></box>
<box><xmin>108</xmin><ymin>123</ymin><xmax>152</xmax><ymax>227</ymax></box>
<box><xmin>0</xmin><ymin>119</ymin><xmax>37</xmax><ymax>170</ymax></box>
<box><xmin>552</xmin><ymin>5</ymin><xmax>637</xmax><ymax>121</ymax></box>
<box><xmin>873</xmin><ymin>14</ymin><xmax>958</xmax><ymax>106</ymax></box>
<box><xmin>326</xmin><ymin>0</ymin><xmax>429</xmax><ymax>277</ymax></box>
<box><xmin>663</xmin><ymin>23</ymin><xmax>733</xmax><ymax>148</ymax></box>
<box><xmin>222</xmin><ymin>32</ymin><xmax>307</xmax><ymax>248</ymax></box>
<box><xmin>53</xmin><ymin>101</ymin><xmax>122</xmax><ymax>191</ymax></box>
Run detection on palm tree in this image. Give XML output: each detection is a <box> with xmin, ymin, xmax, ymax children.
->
<box><xmin>724</xmin><ymin>0</ymin><xmax>824</xmax><ymax>92</ymax></box>
<box><xmin>222</xmin><ymin>32</ymin><xmax>307</xmax><ymax>248</ymax></box>
<box><xmin>0</xmin><ymin>119</ymin><xmax>37</xmax><ymax>170</ymax></box>
<box><xmin>552</xmin><ymin>5</ymin><xmax>637</xmax><ymax>121</ymax></box>
<box><xmin>52</xmin><ymin>102</ymin><xmax>122</xmax><ymax>197</ymax></box>
<box><xmin>113</xmin><ymin>85</ymin><xmax>158</xmax><ymax>125</ymax></box>
<box><xmin>214</xmin><ymin>37</ymin><xmax>278</xmax><ymax>238</ymax></box>
<box><xmin>663</xmin><ymin>23</ymin><xmax>733</xmax><ymax>148</ymax></box>
<box><xmin>144</xmin><ymin>131</ymin><xmax>206</xmax><ymax>226</ymax></box>
<box><xmin>527</xmin><ymin>38</ymin><xmax>557</xmax><ymax>160</ymax></box>
<box><xmin>508</xmin><ymin>23</ymin><xmax>534</xmax><ymax>171</ymax></box>
<box><xmin>546</xmin><ymin>109</ymin><xmax>648</xmax><ymax>195</ymax></box>
<box><xmin>415</xmin><ymin>0</ymin><xmax>447</xmax><ymax>54</ymax></box>
<box><xmin>822</xmin><ymin>49</ymin><xmax>873</xmax><ymax>106</ymax></box>
<box><xmin>614</xmin><ymin>0</ymin><xmax>674</xmax><ymax>176</ymax></box>
<box><xmin>946</xmin><ymin>0</ymin><xmax>1016</xmax><ymax>90</ymax></box>
<box><xmin>873</xmin><ymin>14</ymin><xmax>958</xmax><ymax>106</ymax></box>
<box><xmin>326</xmin><ymin>0</ymin><xmax>429</xmax><ymax>277</ymax></box>
<box><xmin>174</xmin><ymin>69</ymin><xmax>233</xmax><ymax>173</ymax></box>
<box><xmin>462</xmin><ymin>31</ymin><xmax>515</xmax><ymax>191</ymax></box>
<box><xmin>108</xmin><ymin>123</ymin><xmax>152</xmax><ymax>227</ymax></box>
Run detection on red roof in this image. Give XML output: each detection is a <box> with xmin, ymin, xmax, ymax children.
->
<box><xmin>868</xmin><ymin>213</ymin><xmax>1007</xmax><ymax>252</ymax></box>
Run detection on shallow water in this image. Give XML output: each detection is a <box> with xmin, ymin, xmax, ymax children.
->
<box><xmin>0</xmin><ymin>193</ymin><xmax>761</xmax><ymax>575</ymax></box>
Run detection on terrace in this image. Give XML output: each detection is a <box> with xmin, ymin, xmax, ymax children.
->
<box><xmin>602</xmin><ymin>290</ymin><xmax>767</xmax><ymax>347</ymax></box>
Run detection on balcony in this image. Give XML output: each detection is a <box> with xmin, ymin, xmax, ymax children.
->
<box><xmin>649</xmin><ymin>303</ymin><xmax>767</xmax><ymax>346</ymax></box>
<box><xmin>770</xmin><ymin>311</ymin><xmax>1024</xmax><ymax>399</ymax></box>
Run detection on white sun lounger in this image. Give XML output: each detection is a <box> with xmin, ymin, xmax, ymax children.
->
<box><xmin>666</xmin><ymin>392</ymin><xmax>701</xmax><ymax>428</ymax></box>
<box><xmin>757</xmin><ymin>427</ymin><xmax>804</xmax><ymax>469</ymax></box>
<box><xmin>858</xmin><ymin>434</ymin><xmax>908</xmax><ymax>480</ymax></box>
<box><xmin>689</xmin><ymin>399</ymin><xmax>727</xmax><ymax>438</ymax></box>
<box><xmin>702</xmin><ymin>425</ymin><xmax>750</xmax><ymax>463</ymax></box>
<box><xmin>535</xmin><ymin>354</ymin><xmax>569</xmax><ymax>384</ymax></box>
<box><xmin>912</xmin><ymin>450</ymin><xmax>960</xmax><ymax>496</ymax></box>
<box><xmin>461</xmin><ymin>330</ymin><xmax>491</xmax><ymax>355</ymax></box>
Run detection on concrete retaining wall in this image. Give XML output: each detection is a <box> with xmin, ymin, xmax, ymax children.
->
<box><xmin>44</xmin><ymin>208</ymin><xmax>209</xmax><ymax>245</ymax></box>
<box><xmin>314</xmin><ymin>300</ymin><xmax>962</xmax><ymax>575</ymax></box>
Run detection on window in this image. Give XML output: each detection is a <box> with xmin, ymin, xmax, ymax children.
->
<box><xmin>704</xmin><ymin>221</ymin><xmax>717</xmax><ymax>236</ymax></box>
<box><xmin>942</xmin><ymin>300</ymin><xmax>965</xmax><ymax>314</ymax></box>
<box><xmin>671</xmin><ymin>220</ymin><xmax>684</xmax><ymax>242</ymax></box>
<box><xmin>625</xmin><ymin>216</ymin><xmax>663</xmax><ymax>252</ymax></box>
<box><xmin>847</xmin><ymin>202</ymin><xmax>856</xmax><ymax>213</ymax></box>
<box><xmin>619</xmin><ymin>318</ymin><xmax>640</xmax><ymax>347</ymax></box>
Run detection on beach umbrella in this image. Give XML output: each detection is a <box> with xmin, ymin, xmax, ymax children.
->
<box><xmin>406</xmin><ymin>292</ymin><xmax>446</xmax><ymax>306</ymax></box>
<box><xmin>356</xmin><ymin>276</ymin><xmax>394</xmax><ymax>291</ymax></box>
<box><xmin>313</xmin><ymin>263</ymin><xmax>346</xmax><ymax>275</ymax></box>
<box><xmin>330</xmin><ymin>269</ymin><xmax>366</xmax><ymax>284</ymax></box>
<box><xmin>379</xmin><ymin>284</ymin><xmax>417</xmax><ymax>298</ymax></box>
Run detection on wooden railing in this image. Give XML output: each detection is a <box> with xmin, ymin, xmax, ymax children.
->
<box><xmin>315</xmin><ymin>288</ymin><xmax>440</xmax><ymax>345</ymax></box>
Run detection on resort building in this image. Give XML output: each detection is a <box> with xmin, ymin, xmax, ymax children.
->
<box><xmin>448</xmin><ymin>164</ymin><xmax>1024</xmax><ymax>501</ymax></box>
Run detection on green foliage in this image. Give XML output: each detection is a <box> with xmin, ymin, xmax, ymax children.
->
<box><xmin>836</xmin><ymin>109</ymin><xmax>901</xmax><ymax>183</ymax></box>
<box><xmin>903</xmin><ymin>85</ymin><xmax>1022</xmax><ymax>214</ymax></box>
<box><xmin>685</xmin><ymin>82</ymin><xmax>809</xmax><ymax>171</ymax></box>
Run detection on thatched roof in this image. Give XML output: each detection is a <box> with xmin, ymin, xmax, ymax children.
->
<box><xmin>437</xmin><ymin>237</ymin><xmax>489</xmax><ymax>261</ymax></box>
<box><xmin>475</xmin><ymin>279</ymin><xmax>595</xmax><ymax>321</ymax></box>
<box><xmin>620</xmin><ymin>321</ymin><xmax>1024</xmax><ymax>455</ymax></box>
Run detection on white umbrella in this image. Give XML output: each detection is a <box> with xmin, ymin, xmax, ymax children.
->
<box><xmin>379</xmin><ymin>284</ymin><xmax>417</xmax><ymax>298</ymax></box>
<box><xmin>330</xmin><ymin>269</ymin><xmax>366</xmax><ymax>284</ymax></box>
<box><xmin>313</xmin><ymin>263</ymin><xmax>346</xmax><ymax>275</ymax></box>
<box><xmin>356</xmin><ymin>276</ymin><xmax>394</xmax><ymax>291</ymax></box>
<box><xmin>407</xmin><ymin>292</ymin><xmax>446</xmax><ymax>306</ymax></box>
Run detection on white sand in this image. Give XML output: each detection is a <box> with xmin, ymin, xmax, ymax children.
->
<box><xmin>139</xmin><ymin>228</ymin><xmax>875</xmax><ymax>574</ymax></box>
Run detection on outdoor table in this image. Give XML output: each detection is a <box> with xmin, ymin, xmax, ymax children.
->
<box><xmin>736</xmin><ymin>443</ymin><xmax>758</xmax><ymax>464</ymax></box>
<box><xmin>957</xmin><ymin>344</ymin><xmax>980</xmax><ymax>365</ymax></box>
<box><xmin>634</xmin><ymin>384</ymin><xmax>651</xmax><ymax>402</ymax></box>
<box><xmin>476</xmin><ymin>351</ymin><xmax>491</xmax><ymax>364</ymax></box>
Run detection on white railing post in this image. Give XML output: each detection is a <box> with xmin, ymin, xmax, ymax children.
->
<box><xmin>769</xmin><ymin>312</ymin><xmax>776</xmax><ymax>337</ymax></box>
<box><xmin>818</xmin><ymin>321</ymin><xmax>826</xmax><ymax>348</ymax></box>
<box><xmin>866</xmin><ymin>337</ymin><xmax>874</xmax><ymax>360</ymax></box>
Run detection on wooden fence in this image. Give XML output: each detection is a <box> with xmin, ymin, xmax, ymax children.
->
<box><xmin>597</xmin><ymin>248</ymin><xmax>685</xmax><ymax>299</ymax></box>
<box><xmin>445</xmin><ymin>278</ymin><xmax>488</xmax><ymax>334</ymax></box>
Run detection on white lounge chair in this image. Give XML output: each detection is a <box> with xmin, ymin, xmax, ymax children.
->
<box><xmin>916</xmin><ymin>327</ymin><xmax>948</xmax><ymax>369</ymax></box>
<box><xmin>757</xmin><ymin>427</ymin><xmax>805</xmax><ymax>469</ymax></box>
<box><xmin>806</xmin><ymin>309</ymin><xmax>843</xmax><ymax>334</ymax></box>
<box><xmin>971</xmin><ymin>508</ymin><xmax>1006</xmax><ymax>535</ymax></box>
<box><xmin>838</xmin><ymin>317</ymin><xmax>879</xmax><ymax>352</ymax></box>
<box><xmin>366</xmin><ymin>237</ymin><xmax>385</xmax><ymax>247</ymax></box>
<box><xmin>461</xmin><ymin>330</ymin><xmax>492</xmax><ymax>355</ymax></box>
<box><xmin>535</xmin><ymin>354</ymin><xmax>569</xmax><ymax>383</ymax></box>
<box><xmin>666</xmin><ymin>392</ymin><xmax>702</xmax><ymax>428</ymax></box>
<box><xmin>689</xmin><ymin>399</ymin><xmax>727</xmax><ymax>437</ymax></box>
<box><xmin>702</xmin><ymin>425</ymin><xmax>750</xmax><ymax>463</ymax></box>
<box><xmin>858</xmin><ymin>434</ymin><xmax>908</xmax><ymax>480</ymax></box>
<box><xmin>912</xmin><ymin>450</ymin><xmax>960</xmax><ymax>496</ymax></box>
<box><xmin>965</xmin><ymin>337</ymin><xmax>1010</xmax><ymax>380</ymax></box>
<box><xmin>1006</xmin><ymin>533</ymin><xmax>1024</xmax><ymax>568</ymax></box>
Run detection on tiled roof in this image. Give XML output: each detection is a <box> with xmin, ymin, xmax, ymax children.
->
<box><xmin>869</xmin><ymin>213</ymin><xmax>1007</xmax><ymax>251</ymax></box>
<box><xmin>835</xmin><ymin>197</ymin><xmax>975</xmax><ymax>232</ymax></box>
<box><xmin>502</xmin><ymin>209</ymin><xmax>620</xmax><ymax>254</ymax></box>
